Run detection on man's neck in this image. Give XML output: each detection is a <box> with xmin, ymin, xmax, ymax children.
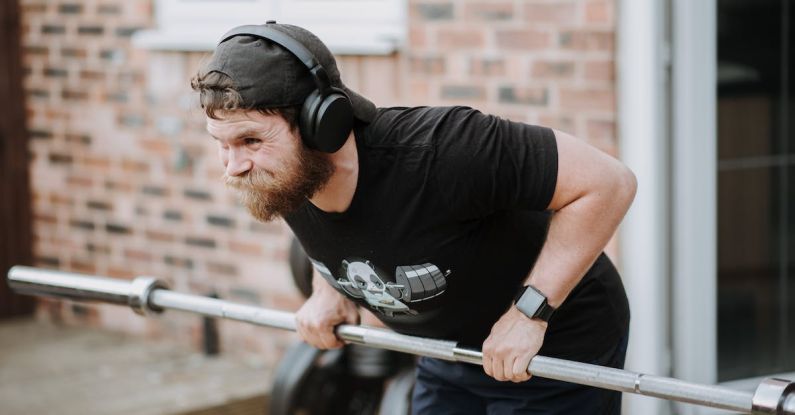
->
<box><xmin>308</xmin><ymin>131</ymin><xmax>358</xmax><ymax>213</ymax></box>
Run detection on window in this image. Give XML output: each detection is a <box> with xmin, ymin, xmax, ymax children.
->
<box><xmin>133</xmin><ymin>0</ymin><xmax>406</xmax><ymax>54</ymax></box>
<box><xmin>717</xmin><ymin>0</ymin><xmax>794</xmax><ymax>381</ymax></box>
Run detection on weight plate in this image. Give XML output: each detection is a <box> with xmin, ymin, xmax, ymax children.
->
<box><xmin>378</xmin><ymin>368</ymin><xmax>415</xmax><ymax>415</ymax></box>
<box><xmin>288</xmin><ymin>237</ymin><xmax>313</xmax><ymax>298</ymax></box>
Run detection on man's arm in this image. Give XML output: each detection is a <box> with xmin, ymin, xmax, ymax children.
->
<box><xmin>528</xmin><ymin>129</ymin><xmax>637</xmax><ymax>307</ymax></box>
<box><xmin>482</xmin><ymin>129</ymin><xmax>637</xmax><ymax>382</ymax></box>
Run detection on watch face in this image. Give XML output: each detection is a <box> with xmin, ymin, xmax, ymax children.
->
<box><xmin>516</xmin><ymin>287</ymin><xmax>546</xmax><ymax>317</ymax></box>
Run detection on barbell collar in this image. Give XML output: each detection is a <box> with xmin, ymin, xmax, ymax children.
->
<box><xmin>752</xmin><ymin>378</ymin><xmax>795</xmax><ymax>414</ymax></box>
<box><xmin>128</xmin><ymin>276</ymin><xmax>168</xmax><ymax>315</ymax></box>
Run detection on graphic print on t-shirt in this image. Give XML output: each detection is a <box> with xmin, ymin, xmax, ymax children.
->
<box><xmin>310</xmin><ymin>258</ymin><xmax>450</xmax><ymax>317</ymax></box>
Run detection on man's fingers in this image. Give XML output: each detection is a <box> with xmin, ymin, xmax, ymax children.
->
<box><xmin>503</xmin><ymin>356</ymin><xmax>516</xmax><ymax>381</ymax></box>
<box><xmin>512</xmin><ymin>354</ymin><xmax>533</xmax><ymax>382</ymax></box>
<box><xmin>483</xmin><ymin>354</ymin><xmax>493</xmax><ymax>378</ymax></box>
<box><xmin>314</xmin><ymin>322</ymin><xmax>339</xmax><ymax>349</ymax></box>
<box><xmin>491</xmin><ymin>356</ymin><xmax>506</xmax><ymax>381</ymax></box>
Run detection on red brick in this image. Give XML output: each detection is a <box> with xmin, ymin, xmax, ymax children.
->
<box><xmin>412</xmin><ymin>2</ymin><xmax>454</xmax><ymax>20</ymax></box>
<box><xmin>65</xmin><ymin>174</ymin><xmax>93</xmax><ymax>188</ymax></box>
<box><xmin>559</xmin><ymin>30</ymin><xmax>614</xmax><ymax>51</ymax></box>
<box><xmin>560</xmin><ymin>88</ymin><xmax>615</xmax><ymax>111</ymax></box>
<box><xmin>410</xmin><ymin>55</ymin><xmax>446</xmax><ymax>75</ymax></box>
<box><xmin>34</xmin><ymin>213</ymin><xmax>57</xmax><ymax>225</ymax></box>
<box><xmin>22</xmin><ymin>3</ymin><xmax>48</xmax><ymax>13</ymax></box>
<box><xmin>409</xmin><ymin>27</ymin><xmax>428</xmax><ymax>49</ymax></box>
<box><xmin>539</xmin><ymin>114</ymin><xmax>577</xmax><ymax>133</ymax></box>
<box><xmin>524</xmin><ymin>2</ymin><xmax>578</xmax><ymax>23</ymax></box>
<box><xmin>124</xmin><ymin>249</ymin><xmax>152</xmax><ymax>261</ymax></box>
<box><xmin>146</xmin><ymin>230</ymin><xmax>176</xmax><ymax>243</ymax></box>
<box><xmin>80</xmin><ymin>70</ymin><xmax>104</xmax><ymax>81</ymax></box>
<box><xmin>585</xmin><ymin>0</ymin><xmax>613</xmax><ymax>24</ymax></box>
<box><xmin>83</xmin><ymin>156</ymin><xmax>111</xmax><ymax>171</ymax></box>
<box><xmin>229</xmin><ymin>241</ymin><xmax>264</xmax><ymax>256</ymax></box>
<box><xmin>139</xmin><ymin>138</ymin><xmax>171</xmax><ymax>155</ymax></box>
<box><xmin>207</xmin><ymin>261</ymin><xmax>238</xmax><ymax>276</ymax></box>
<box><xmin>584</xmin><ymin>59</ymin><xmax>614</xmax><ymax>82</ymax></box>
<box><xmin>440</xmin><ymin>85</ymin><xmax>486</xmax><ymax>101</ymax></box>
<box><xmin>498</xmin><ymin>86</ymin><xmax>548</xmax><ymax>106</ymax></box>
<box><xmin>495</xmin><ymin>29</ymin><xmax>551</xmax><ymax>50</ymax></box>
<box><xmin>121</xmin><ymin>158</ymin><xmax>149</xmax><ymax>173</ymax></box>
<box><xmin>69</xmin><ymin>259</ymin><xmax>96</xmax><ymax>274</ymax></box>
<box><xmin>50</xmin><ymin>193</ymin><xmax>74</xmax><ymax>206</ymax></box>
<box><xmin>250</xmin><ymin>221</ymin><xmax>285</xmax><ymax>234</ymax></box>
<box><xmin>104</xmin><ymin>180</ymin><xmax>134</xmax><ymax>192</ymax></box>
<box><xmin>532</xmin><ymin>60</ymin><xmax>576</xmax><ymax>80</ymax></box>
<box><xmin>464</xmin><ymin>2</ymin><xmax>514</xmax><ymax>21</ymax></box>
<box><xmin>470</xmin><ymin>57</ymin><xmax>506</xmax><ymax>77</ymax></box>
<box><xmin>107</xmin><ymin>267</ymin><xmax>137</xmax><ymax>279</ymax></box>
<box><xmin>437</xmin><ymin>29</ymin><xmax>486</xmax><ymax>49</ymax></box>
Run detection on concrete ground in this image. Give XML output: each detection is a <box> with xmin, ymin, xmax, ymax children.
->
<box><xmin>0</xmin><ymin>318</ymin><xmax>271</xmax><ymax>415</ymax></box>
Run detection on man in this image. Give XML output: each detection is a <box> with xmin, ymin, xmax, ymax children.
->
<box><xmin>192</xmin><ymin>21</ymin><xmax>636</xmax><ymax>415</ymax></box>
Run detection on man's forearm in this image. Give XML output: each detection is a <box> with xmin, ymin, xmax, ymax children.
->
<box><xmin>526</xmin><ymin>173</ymin><xmax>636</xmax><ymax>308</ymax></box>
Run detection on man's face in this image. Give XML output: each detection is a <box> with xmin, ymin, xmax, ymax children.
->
<box><xmin>206</xmin><ymin>110</ymin><xmax>334</xmax><ymax>222</ymax></box>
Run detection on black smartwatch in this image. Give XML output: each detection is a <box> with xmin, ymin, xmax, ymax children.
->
<box><xmin>513</xmin><ymin>284</ymin><xmax>556</xmax><ymax>322</ymax></box>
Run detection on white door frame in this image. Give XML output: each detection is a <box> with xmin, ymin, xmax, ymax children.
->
<box><xmin>617</xmin><ymin>0</ymin><xmax>672</xmax><ymax>413</ymax></box>
<box><xmin>669</xmin><ymin>0</ymin><xmax>718</xmax><ymax>413</ymax></box>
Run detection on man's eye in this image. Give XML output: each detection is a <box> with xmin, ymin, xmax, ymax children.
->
<box><xmin>244</xmin><ymin>138</ymin><xmax>262</xmax><ymax>145</ymax></box>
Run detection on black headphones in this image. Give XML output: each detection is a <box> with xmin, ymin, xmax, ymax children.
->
<box><xmin>219</xmin><ymin>21</ymin><xmax>354</xmax><ymax>153</ymax></box>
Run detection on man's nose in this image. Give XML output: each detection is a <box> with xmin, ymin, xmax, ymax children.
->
<box><xmin>225</xmin><ymin>149</ymin><xmax>253</xmax><ymax>177</ymax></box>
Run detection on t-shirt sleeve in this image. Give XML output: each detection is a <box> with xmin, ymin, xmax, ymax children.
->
<box><xmin>431</xmin><ymin>107</ymin><xmax>558</xmax><ymax>219</ymax></box>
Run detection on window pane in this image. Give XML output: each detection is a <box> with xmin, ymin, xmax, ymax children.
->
<box><xmin>717</xmin><ymin>0</ymin><xmax>793</xmax><ymax>381</ymax></box>
<box><xmin>717</xmin><ymin>167</ymin><xmax>782</xmax><ymax>379</ymax></box>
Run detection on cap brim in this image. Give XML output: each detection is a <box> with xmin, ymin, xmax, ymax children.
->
<box><xmin>343</xmin><ymin>85</ymin><xmax>377</xmax><ymax>123</ymax></box>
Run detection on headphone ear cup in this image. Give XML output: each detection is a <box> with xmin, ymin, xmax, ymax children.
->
<box><xmin>300</xmin><ymin>89</ymin><xmax>324</xmax><ymax>150</ymax></box>
<box><xmin>313</xmin><ymin>91</ymin><xmax>354</xmax><ymax>153</ymax></box>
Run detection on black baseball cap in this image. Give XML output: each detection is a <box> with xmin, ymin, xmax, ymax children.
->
<box><xmin>203</xmin><ymin>22</ymin><xmax>376</xmax><ymax>123</ymax></box>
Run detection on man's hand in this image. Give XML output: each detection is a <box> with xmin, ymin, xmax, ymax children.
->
<box><xmin>482</xmin><ymin>306</ymin><xmax>547</xmax><ymax>382</ymax></box>
<box><xmin>296</xmin><ymin>285</ymin><xmax>359</xmax><ymax>349</ymax></box>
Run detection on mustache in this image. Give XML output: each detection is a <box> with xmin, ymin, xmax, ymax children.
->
<box><xmin>223</xmin><ymin>169</ymin><xmax>272</xmax><ymax>190</ymax></box>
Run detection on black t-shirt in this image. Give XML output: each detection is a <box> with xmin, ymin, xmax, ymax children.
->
<box><xmin>285</xmin><ymin>106</ymin><xmax>630</xmax><ymax>361</ymax></box>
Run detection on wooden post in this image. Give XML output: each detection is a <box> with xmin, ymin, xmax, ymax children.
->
<box><xmin>0</xmin><ymin>0</ymin><xmax>35</xmax><ymax>318</ymax></box>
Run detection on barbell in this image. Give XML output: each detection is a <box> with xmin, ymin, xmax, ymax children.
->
<box><xmin>6</xmin><ymin>265</ymin><xmax>795</xmax><ymax>414</ymax></box>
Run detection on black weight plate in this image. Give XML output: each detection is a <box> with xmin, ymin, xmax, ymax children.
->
<box><xmin>289</xmin><ymin>237</ymin><xmax>314</xmax><ymax>298</ymax></box>
<box><xmin>271</xmin><ymin>342</ymin><xmax>388</xmax><ymax>415</ymax></box>
<box><xmin>378</xmin><ymin>368</ymin><xmax>415</xmax><ymax>415</ymax></box>
<box><xmin>270</xmin><ymin>341</ymin><xmax>326</xmax><ymax>415</ymax></box>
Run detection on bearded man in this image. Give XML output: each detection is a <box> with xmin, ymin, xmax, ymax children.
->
<box><xmin>191</xmin><ymin>21</ymin><xmax>636</xmax><ymax>415</ymax></box>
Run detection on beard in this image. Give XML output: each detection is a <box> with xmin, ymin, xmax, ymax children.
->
<box><xmin>224</xmin><ymin>144</ymin><xmax>335</xmax><ymax>222</ymax></box>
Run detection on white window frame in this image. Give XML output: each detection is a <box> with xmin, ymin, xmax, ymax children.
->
<box><xmin>617</xmin><ymin>0</ymin><xmax>672</xmax><ymax>413</ymax></box>
<box><xmin>133</xmin><ymin>0</ymin><xmax>406</xmax><ymax>55</ymax></box>
<box><xmin>671</xmin><ymin>1</ymin><xmax>795</xmax><ymax>413</ymax></box>
<box><xmin>669</xmin><ymin>0</ymin><xmax>718</xmax><ymax>413</ymax></box>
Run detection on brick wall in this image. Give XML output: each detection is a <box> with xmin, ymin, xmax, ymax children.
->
<box><xmin>406</xmin><ymin>0</ymin><xmax>617</xmax><ymax>152</ymax></box>
<box><xmin>21</xmin><ymin>0</ymin><xmax>618</xmax><ymax>365</ymax></box>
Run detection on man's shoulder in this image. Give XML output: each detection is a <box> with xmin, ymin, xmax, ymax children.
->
<box><xmin>359</xmin><ymin>105</ymin><xmax>481</xmax><ymax>148</ymax></box>
<box><xmin>372</xmin><ymin>105</ymin><xmax>479</xmax><ymax>125</ymax></box>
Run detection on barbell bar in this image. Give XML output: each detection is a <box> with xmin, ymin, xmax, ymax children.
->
<box><xmin>7</xmin><ymin>265</ymin><xmax>795</xmax><ymax>414</ymax></box>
